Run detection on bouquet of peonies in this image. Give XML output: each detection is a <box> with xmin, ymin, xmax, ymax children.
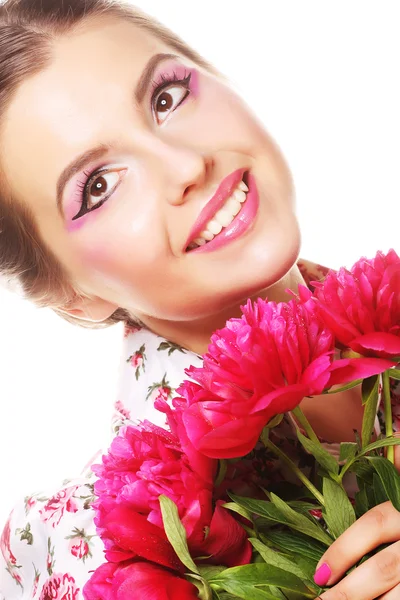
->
<box><xmin>84</xmin><ymin>249</ymin><xmax>400</xmax><ymax>600</ymax></box>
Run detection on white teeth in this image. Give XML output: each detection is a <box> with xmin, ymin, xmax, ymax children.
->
<box><xmin>207</xmin><ymin>220</ymin><xmax>223</xmax><ymax>235</ymax></box>
<box><xmin>188</xmin><ymin>175</ymin><xmax>250</xmax><ymax>250</ymax></box>
<box><xmin>193</xmin><ymin>237</ymin><xmax>206</xmax><ymax>246</ymax></box>
<box><xmin>200</xmin><ymin>230</ymin><xmax>215</xmax><ymax>241</ymax></box>
<box><xmin>225</xmin><ymin>197</ymin><xmax>242</xmax><ymax>216</ymax></box>
<box><xmin>233</xmin><ymin>189</ymin><xmax>247</xmax><ymax>203</ymax></box>
<box><xmin>214</xmin><ymin>208</ymin><xmax>235</xmax><ymax>228</ymax></box>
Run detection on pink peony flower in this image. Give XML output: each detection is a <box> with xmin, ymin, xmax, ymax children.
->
<box><xmin>175</xmin><ymin>297</ymin><xmax>338</xmax><ymax>459</ymax></box>
<box><xmin>39</xmin><ymin>572</ymin><xmax>79</xmax><ymax>600</ymax></box>
<box><xmin>39</xmin><ymin>487</ymin><xmax>79</xmax><ymax>528</ymax></box>
<box><xmin>92</xmin><ymin>421</ymin><xmax>250</xmax><ymax>568</ymax></box>
<box><xmin>83</xmin><ymin>561</ymin><xmax>199</xmax><ymax>600</ymax></box>
<box><xmin>310</xmin><ymin>249</ymin><xmax>400</xmax><ymax>360</ymax></box>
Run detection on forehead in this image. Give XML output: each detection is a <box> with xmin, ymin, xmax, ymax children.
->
<box><xmin>0</xmin><ymin>16</ymin><xmax>171</xmax><ymax>211</ymax></box>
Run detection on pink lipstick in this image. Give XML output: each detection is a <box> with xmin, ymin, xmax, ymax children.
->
<box><xmin>185</xmin><ymin>168</ymin><xmax>246</xmax><ymax>250</ymax></box>
<box><xmin>186</xmin><ymin>170</ymin><xmax>259</xmax><ymax>253</ymax></box>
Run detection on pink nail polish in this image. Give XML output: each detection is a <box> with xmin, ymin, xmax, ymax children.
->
<box><xmin>314</xmin><ymin>563</ymin><xmax>331</xmax><ymax>586</ymax></box>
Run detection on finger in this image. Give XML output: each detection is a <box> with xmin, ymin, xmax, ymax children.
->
<box><xmin>318</xmin><ymin>540</ymin><xmax>400</xmax><ymax>600</ymax></box>
<box><xmin>378</xmin><ymin>581</ymin><xmax>400</xmax><ymax>599</ymax></box>
<box><xmin>314</xmin><ymin>502</ymin><xmax>400</xmax><ymax>587</ymax></box>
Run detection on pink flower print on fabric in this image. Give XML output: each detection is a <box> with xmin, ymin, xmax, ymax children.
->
<box><xmin>24</xmin><ymin>496</ymin><xmax>37</xmax><ymax>514</ymax></box>
<box><xmin>66</xmin><ymin>527</ymin><xmax>93</xmax><ymax>563</ymax></box>
<box><xmin>69</xmin><ymin>538</ymin><xmax>89</xmax><ymax>560</ymax></box>
<box><xmin>123</xmin><ymin>322</ymin><xmax>142</xmax><ymax>338</ymax></box>
<box><xmin>114</xmin><ymin>399</ymin><xmax>131</xmax><ymax>420</ymax></box>
<box><xmin>0</xmin><ymin>514</ymin><xmax>18</xmax><ymax>566</ymax></box>
<box><xmin>126</xmin><ymin>344</ymin><xmax>147</xmax><ymax>381</ymax></box>
<box><xmin>39</xmin><ymin>572</ymin><xmax>80</xmax><ymax>600</ymax></box>
<box><xmin>146</xmin><ymin>373</ymin><xmax>173</xmax><ymax>402</ymax></box>
<box><xmin>32</xmin><ymin>566</ymin><xmax>40</xmax><ymax>597</ymax></box>
<box><xmin>39</xmin><ymin>487</ymin><xmax>79</xmax><ymax>528</ymax></box>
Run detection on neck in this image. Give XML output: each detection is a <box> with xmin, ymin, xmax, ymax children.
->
<box><xmin>138</xmin><ymin>264</ymin><xmax>306</xmax><ymax>355</ymax></box>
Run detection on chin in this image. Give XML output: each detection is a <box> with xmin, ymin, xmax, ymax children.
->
<box><xmin>231</xmin><ymin>213</ymin><xmax>302</xmax><ymax>300</ymax></box>
<box><xmin>186</xmin><ymin>221</ymin><xmax>302</xmax><ymax>320</ymax></box>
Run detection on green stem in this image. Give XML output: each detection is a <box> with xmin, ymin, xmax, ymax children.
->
<box><xmin>292</xmin><ymin>406</ymin><xmax>320</xmax><ymax>445</ymax></box>
<box><xmin>322</xmin><ymin>378</ymin><xmax>363</xmax><ymax>395</ymax></box>
<box><xmin>263</xmin><ymin>437</ymin><xmax>325</xmax><ymax>506</ymax></box>
<box><xmin>383</xmin><ymin>371</ymin><xmax>394</xmax><ymax>463</ymax></box>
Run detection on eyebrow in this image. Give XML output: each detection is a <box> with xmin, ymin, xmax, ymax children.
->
<box><xmin>56</xmin><ymin>52</ymin><xmax>178</xmax><ymax>213</ymax></box>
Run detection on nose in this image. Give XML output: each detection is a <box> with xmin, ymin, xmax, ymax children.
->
<box><xmin>150</xmin><ymin>138</ymin><xmax>212</xmax><ymax>206</ymax></box>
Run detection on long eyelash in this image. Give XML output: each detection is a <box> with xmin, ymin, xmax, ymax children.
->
<box><xmin>150</xmin><ymin>69</ymin><xmax>191</xmax><ymax>92</ymax></box>
<box><xmin>72</xmin><ymin>167</ymin><xmax>108</xmax><ymax>221</ymax></box>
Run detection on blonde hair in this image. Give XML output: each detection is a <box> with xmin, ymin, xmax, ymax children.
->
<box><xmin>0</xmin><ymin>0</ymin><xmax>218</xmax><ymax>328</ymax></box>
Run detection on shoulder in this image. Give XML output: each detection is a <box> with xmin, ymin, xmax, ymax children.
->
<box><xmin>0</xmin><ymin>469</ymin><xmax>104</xmax><ymax>599</ymax></box>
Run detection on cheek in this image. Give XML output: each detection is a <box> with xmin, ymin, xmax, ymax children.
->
<box><xmin>188</xmin><ymin>80</ymin><xmax>273</xmax><ymax>150</ymax></box>
<box><xmin>75</xmin><ymin>212</ymin><xmax>168</xmax><ymax>300</ymax></box>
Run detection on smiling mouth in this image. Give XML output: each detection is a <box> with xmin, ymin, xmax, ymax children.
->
<box><xmin>186</xmin><ymin>172</ymin><xmax>249</xmax><ymax>252</ymax></box>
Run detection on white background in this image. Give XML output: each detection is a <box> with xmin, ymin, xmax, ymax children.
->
<box><xmin>0</xmin><ymin>0</ymin><xmax>399</xmax><ymax>525</ymax></box>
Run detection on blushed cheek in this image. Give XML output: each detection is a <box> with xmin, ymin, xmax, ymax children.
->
<box><xmin>64</xmin><ymin>206</ymin><xmax>104</xmax><ymax>233</ymax></box>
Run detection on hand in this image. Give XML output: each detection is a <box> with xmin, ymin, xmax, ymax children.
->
<box><xmin>313</xmin><ymin>501</ymin><xmax>400</xmax><ymax>599</ymax></box>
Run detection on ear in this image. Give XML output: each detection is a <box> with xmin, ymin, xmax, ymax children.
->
<box><xmin>58</xmin><ymin>294</ymin><xmax>119</xmax><ymax>323</ymax></box>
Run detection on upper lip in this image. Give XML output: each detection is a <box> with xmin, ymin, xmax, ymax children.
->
<box><xmin>185</xmin><ymin>167</ymin><xmax>247</xmax><ymax>250</ymax></box>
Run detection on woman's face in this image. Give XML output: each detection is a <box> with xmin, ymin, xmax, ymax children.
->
<box><xmin>1</xmin><ymin>16</ymin><xmax>300</xmax><ymax>325</ymax></box>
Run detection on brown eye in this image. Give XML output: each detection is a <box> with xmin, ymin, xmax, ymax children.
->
<box><xmin>156</xmin><ymin>91</ymin><xmax>174</xmax><ymax>113</ymax></box>
<box><xmin>153</xmin><ymin>84</ymin><xmax>190</xmax><ymax>124</ymax></box>
<box><xmin>86</xmin><ymin>171</ymin><xmax>120</xmax><ymax>211</ymax></box>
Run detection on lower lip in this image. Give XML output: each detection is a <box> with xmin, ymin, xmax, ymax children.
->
<box><xmin>188</xmin><ymin>173</ymin><xmax>259</xmax><ymax>253</ymax></box>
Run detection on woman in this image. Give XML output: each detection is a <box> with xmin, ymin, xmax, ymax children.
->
<box><xmin>0</xmin><ymin>0</ymin><xmax>399</xmax><ymax>598</ymax></box>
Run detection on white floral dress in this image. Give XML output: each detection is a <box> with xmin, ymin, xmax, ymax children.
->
<box><xmin>0</xmin><ymin>259</ymin><xmax>398</xmax><ymax>600</ymax></box>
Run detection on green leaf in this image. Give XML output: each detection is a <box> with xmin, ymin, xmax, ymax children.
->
<box><xmin>342</xmin><ymin>437</ymin><xmax>400</xmax><ymax>480</ymax></box>
<box><xmin>199</xmin><ymin>566</ymin><xmax>226</xmax><ymax>581</ymax></box>
<box><xmin>210</xmin><ymin>563</ymin><xmax>314</xmax><ymax>597</ymax></box>
<box><xmin>270</xmin><ymin>493</ymin><xmax>333</xmax><ymax>546</ymax></box>
<box><xmin>215</xmin><ymin>460</ymin><xmax>228</xmax><ymax>487</ymax></box>
<box><xmin>211</xmin><ymin>582</ymin><xmax>277</xmax><ymax>600</ymax></box>
<box><xmin>288</xmin><ymin>501</ymin><xmax>322</xmax><ymax>512</ymax></box>
<box><xmin>297</xmin><ymin>431</ymin><xmax>339</xmax><ymax>475</ymax></box>
<box><xmin>373</xmin><ymin>472</ymin><xmax>389</xmax><ymax>505</ymax></box>
<box><xmin>361</xmin><ymin>375</ymin><xmax>380</xmax><ymax>447</ymax></box>
<box><xmin>339</xmin><ymin>442</ymin><xmax>358</xmax><ymax>463</ymax></box>
<box><xmin>389</xmin><ymin>368</ymin><xmax>400</xmax><ymax>381</ymax></box>
<box><xmin>228</xmin><ymin>494</ymin><xmax>292</xmax><ymax>524</ymax></box>
<box><xmin>265</xmin><ymin>587</ymin><xmax>287</xmax><ymax>600</ymax></box>
<box><xmin>159</xmin><ymin>495</ymin><xmax>199</xmax><ymax>574</ymax></box>
<box><xmin>351</xmin><ymin>460</ymin><xmax>375</xmax><ymax>483</ymax></box>
<box><xmin>322</xmin><ymin>478</ymin><xmax>356</xmax><ymax>539</ymax></box>
<box><xmin>249</xmin><ymin>538</ymin><xmax>314</xmax><ymax>582</ymax></box>
<box><xmin>366</xmin><ymin>481</ymin><xmax>377</xmax><ymax>510</ymax></box>
<box><xmin>186</xmin><ymin>574</ymin><xmax>213</xmax><ymax>600</ymax></box>
<box><xmin>222</xmin><ymin>502</ymin><xmax>253</xmax><ymax>523</ymax></box>
<box><xmin>354</xmin><ymin>487</ymin><xmax>369</xmax><ymax>518</ymax></box>
<box><xmin>261</xmin><ymin>530</ymin><xmax>326</xmax><ymax>563</ymax></box>
<box><xmin>360</xmin><ymin>436</ymin><xmax>400</xmax><ymax>455</ymax></box>
<box><xmin>229</xmin><ymin>493</ymin><xmax>331</xmax><ymax>545</ymax></box>
<box><xmin>367</xmin><ymin>457</ymin><xmax>400</xmax><ymax>511</ymax></box>
<box><xmin>361</xmin><ymin>374</ymin><xmax>379</xmax><ymax>406</ymax></box>
<box><xmin>265</xmin><ymin>413</ymin><xmax>284</xmax><ymax>429</ymax></box>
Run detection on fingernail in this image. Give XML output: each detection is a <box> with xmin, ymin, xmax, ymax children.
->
<box><xmin>314</xmin><ymin>563</ymin><xmax>331</xmax><ymax>586</ymax></box>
